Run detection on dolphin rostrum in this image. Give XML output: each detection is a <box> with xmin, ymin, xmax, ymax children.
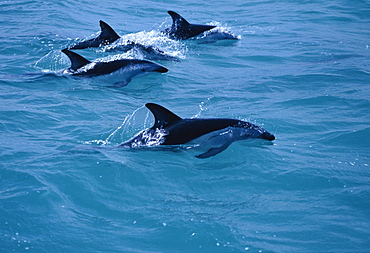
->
<box><xmin>61</xmin><ymin>49</ymin><xmax>168</xmax><ymax>87</ymax></box>
<box><xmin>119</xmin><ymin>103</ymin><xmax>275</xmax><ymax>158</ymax></box>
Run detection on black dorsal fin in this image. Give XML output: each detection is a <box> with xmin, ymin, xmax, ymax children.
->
<box><xmin>99</xmin><ymin>20</ymin><xmax>120</xmax><ymax>42</ymax></box>
<box><xmin>61</xmin><ymin>49</ymin><xmax>91</xmax><ymax>71</ymax></box>
<box><xmin>166</xmin><ymin>11</ymin><xmax>216</xmax><ymax>40</ymax></box>
<box><xmin>146</xmin><ymin>103</ymin><xmax>182</xmax><ymax>129</ymax></box>
<box><xmin>67</xmin><ymin>21</ymin><xmax>120</xmax><ymax>49</ymax></box>
<box><xmin>168</xmin><ymin>11</ymin><xmax>190</xmax><ymax>27</ymax></box>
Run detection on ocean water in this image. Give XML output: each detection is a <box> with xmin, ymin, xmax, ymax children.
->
<box><xmin>1</xmin><ymin>0</ymin><xmax>370</xmax><ymax>252</ymax></box>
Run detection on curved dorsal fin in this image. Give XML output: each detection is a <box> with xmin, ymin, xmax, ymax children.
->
<box><xmin>166</xmin><ymin>11</ymin><xmax>216</xmax><ymax>40</ymax></box>
<box><xmin>61</xmin><ymin>49</ymin><xmax>91</xmax><ymax>70</ymax></box>
<box><xmin>146</xmin><ymin>103</ymin><xmax>182</xmax><ymax>129</ymax></box>
<box><xmin>99</xmin><ymin>20</ymin><xmax>120</xmax><ymax>41</ymax></box>
<box><xmin>168</xmin><ymin>10</ymin><xmax>190</xmax><ymax>27</ymax></box>
<box><xmin>67</xmin><ymin>20</ymin><xmax>120</xmax><ymax>49</ymax></box>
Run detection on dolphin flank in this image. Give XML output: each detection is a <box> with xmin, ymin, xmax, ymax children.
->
<box><xmin>119</xmin><ymin>103</ymin><xmax>275</xmax><ymax>158</ymax></box>
<box><xmin>61</xmin><ymin>49</ymin><xmax>168</xmax><ymax>87</ymax></box>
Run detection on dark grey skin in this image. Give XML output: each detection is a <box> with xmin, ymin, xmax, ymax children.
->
<box><xmin>67</xmin><ymin>20</ymin><xmax>120</xmax><ymax>50</ymax></box>
<box><xmin>119</xmin><ymin>103</ymin><xmax>275</xmax><ymax>158</ymax></box>
<box><xmin>162</xmin><ymin>11</ymin><xmax>216</xmax><ymax>40</ymax></box>
<box><xmin>61</xmin><ymin>49</ymin><xmax>168</xmax><ymax>87</ymax></box>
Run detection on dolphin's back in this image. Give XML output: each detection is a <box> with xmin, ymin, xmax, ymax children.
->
<box><xmin>78</xmin><ymin>60</ymin><xmax>132</xmax><ymax>76</ymax></box>
<box><xmin>162</xmin><ymin>118</ymin><xmax>241</xmax><ymax>145</ymax></box>
<box><xmin>164</xmin><ymin>11</ymin><xmax>216</xmax><ymax>40</ymax></box>
<box><xmin>69</xmin><ymin>20</ymin><xmax>120</xmax><ymax>49</ymax></box>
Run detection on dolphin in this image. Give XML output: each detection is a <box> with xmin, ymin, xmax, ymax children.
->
<box><xmin>61</xmin><ymin>49</ymin><xmax>168</xmax><ymax>87</ymax></box>
<box><xmin>163</xmin><ymin>11</ymin><xmax>216</xmax><ymax>40</ymax></box>
<box><xmin>68</xmin><ymin>20</ymin><xmax>121</xmax><ymax>49</ymax></box>
<box><xmin>119</xmin><ymin>103</ymin><xmax>275</xmax><ymax>158</ymax></box>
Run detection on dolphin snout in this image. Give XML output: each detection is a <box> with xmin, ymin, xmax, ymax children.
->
<box><xmin>261</xmin><ymin>132</ymin><xmax>275</xmax><ymax>141</ymax></box>
<box><xmin>154</xmin><ymin>66</ymin><xmax>169</xmax><ymax>73</ymax></box>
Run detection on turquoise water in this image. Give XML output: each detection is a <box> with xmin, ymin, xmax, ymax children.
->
<box><xmin>1</xmin><ymin>0</ymin><xmax>370</xmax><ymax>252</ymax></box>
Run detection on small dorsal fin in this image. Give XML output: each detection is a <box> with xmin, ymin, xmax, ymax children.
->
<box><xmin>99</xmin><ymin>20</ymin><xmax>120</xmax><ymax>42</ymax></box>
<box><xmin>146</xmin><ymin>103</ymin><xmax>182</xmax><ymax>129</ymax></box>
<box><xmin>166</xmin><ymin>11</ymin><xmax>216</xmax><ymax>40</ymax></box>
<box><xmin>168</xmin><ymin>11</ymin><xmax>190</xmax><ymax>27</ymax></box>
<box><xmin>61</xmin><ymin>49</ymin><xmax>91</xmax><ymax>71</ymax></box>
<box><xmin>67</xmin><ymin>21</ymin><xmax>120</xmax><ymax>49</ymax></box>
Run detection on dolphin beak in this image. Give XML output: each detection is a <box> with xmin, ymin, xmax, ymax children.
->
<box><xmin>154</xmin><ymin>66</ymin><xmax>169</xmax><ymax>73</ymax></box>
<box><xmin>261</xmin><ymin>132</ymin><xmax>275</xmax><ymax>141</ymax></box>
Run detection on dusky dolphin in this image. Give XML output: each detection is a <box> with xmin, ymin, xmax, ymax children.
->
<box><xmin>163</xmin><ymin>11</ymin><xmax>216</xmax><ymax>40</ymax></box>
<box><xmin>119</xmin><ymin>103</ymin><xmax>275</xmax><ymax>158</ymax></box>
<box><xmin>61</xmin><ymin>49</ymin><xmax>168</xmax><ymax>87</ymax></box>
<box><xmin>68</xmin><ymin>20</ymin><xmax>120</xmax><ymax>49</ymax></box>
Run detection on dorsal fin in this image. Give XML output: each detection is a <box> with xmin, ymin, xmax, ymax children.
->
<box><xmin>67</xmin><ymin>21</ymin><xmax>120</xmax><ymax>49</ymax></box>
<box><xmin>99</xmin><ymin>20</ymin><xmax>120</xmax><ymax>42</ymax></box>
<box><xmin>146</xmin><ymin>103</ymin><xmax>182</xmax><ymax>129</ymax></box>
<box><xmin>61</xmin><ymin>49</ymin><xmax>91</xmax><ymax>70</ymax></box>
<box><xmin>168</xmin><ymin>10</ymin><xmax>190</xmax><ymax>27</ymax></box>
<box><xmin>166</xmin><ymin>11</ymin><xmax>216</xmax><ymax>40</ymax></box>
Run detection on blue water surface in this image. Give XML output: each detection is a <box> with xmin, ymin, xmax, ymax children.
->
<box><xmin>1</xmin><ymin>0</ymin><xmax>370</xmax><ymax>252</ymax></box>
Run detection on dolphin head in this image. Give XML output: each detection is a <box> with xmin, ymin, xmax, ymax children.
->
<box><xmin>152</xmin><ymin>66</ymin><xmax>169</xmax><ymax>73</ymax></box>
<box><xmin>236</xmin><ymin>121</ymin><xmax>275</xmax><ymax>141</ymax></box>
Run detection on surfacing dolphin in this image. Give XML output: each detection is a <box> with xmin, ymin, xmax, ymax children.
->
<box><xmin>163</xmin><ymin>11</ymin><xmax>216</xmax><ymax>40</ymax></box>
<box><xmin>67</xmin><ymin>20</ymin><xmax>120</xmax><ymax>50</ymax></box>
<box><xmin>119</xmin><ymin>103</ymin><xmax>275</xmax><ymax>158</ymax></box>
<box><xmin>61</xmin><ymin>49</ymin><xmax>168</xmax><ymax>87</ymax></box>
